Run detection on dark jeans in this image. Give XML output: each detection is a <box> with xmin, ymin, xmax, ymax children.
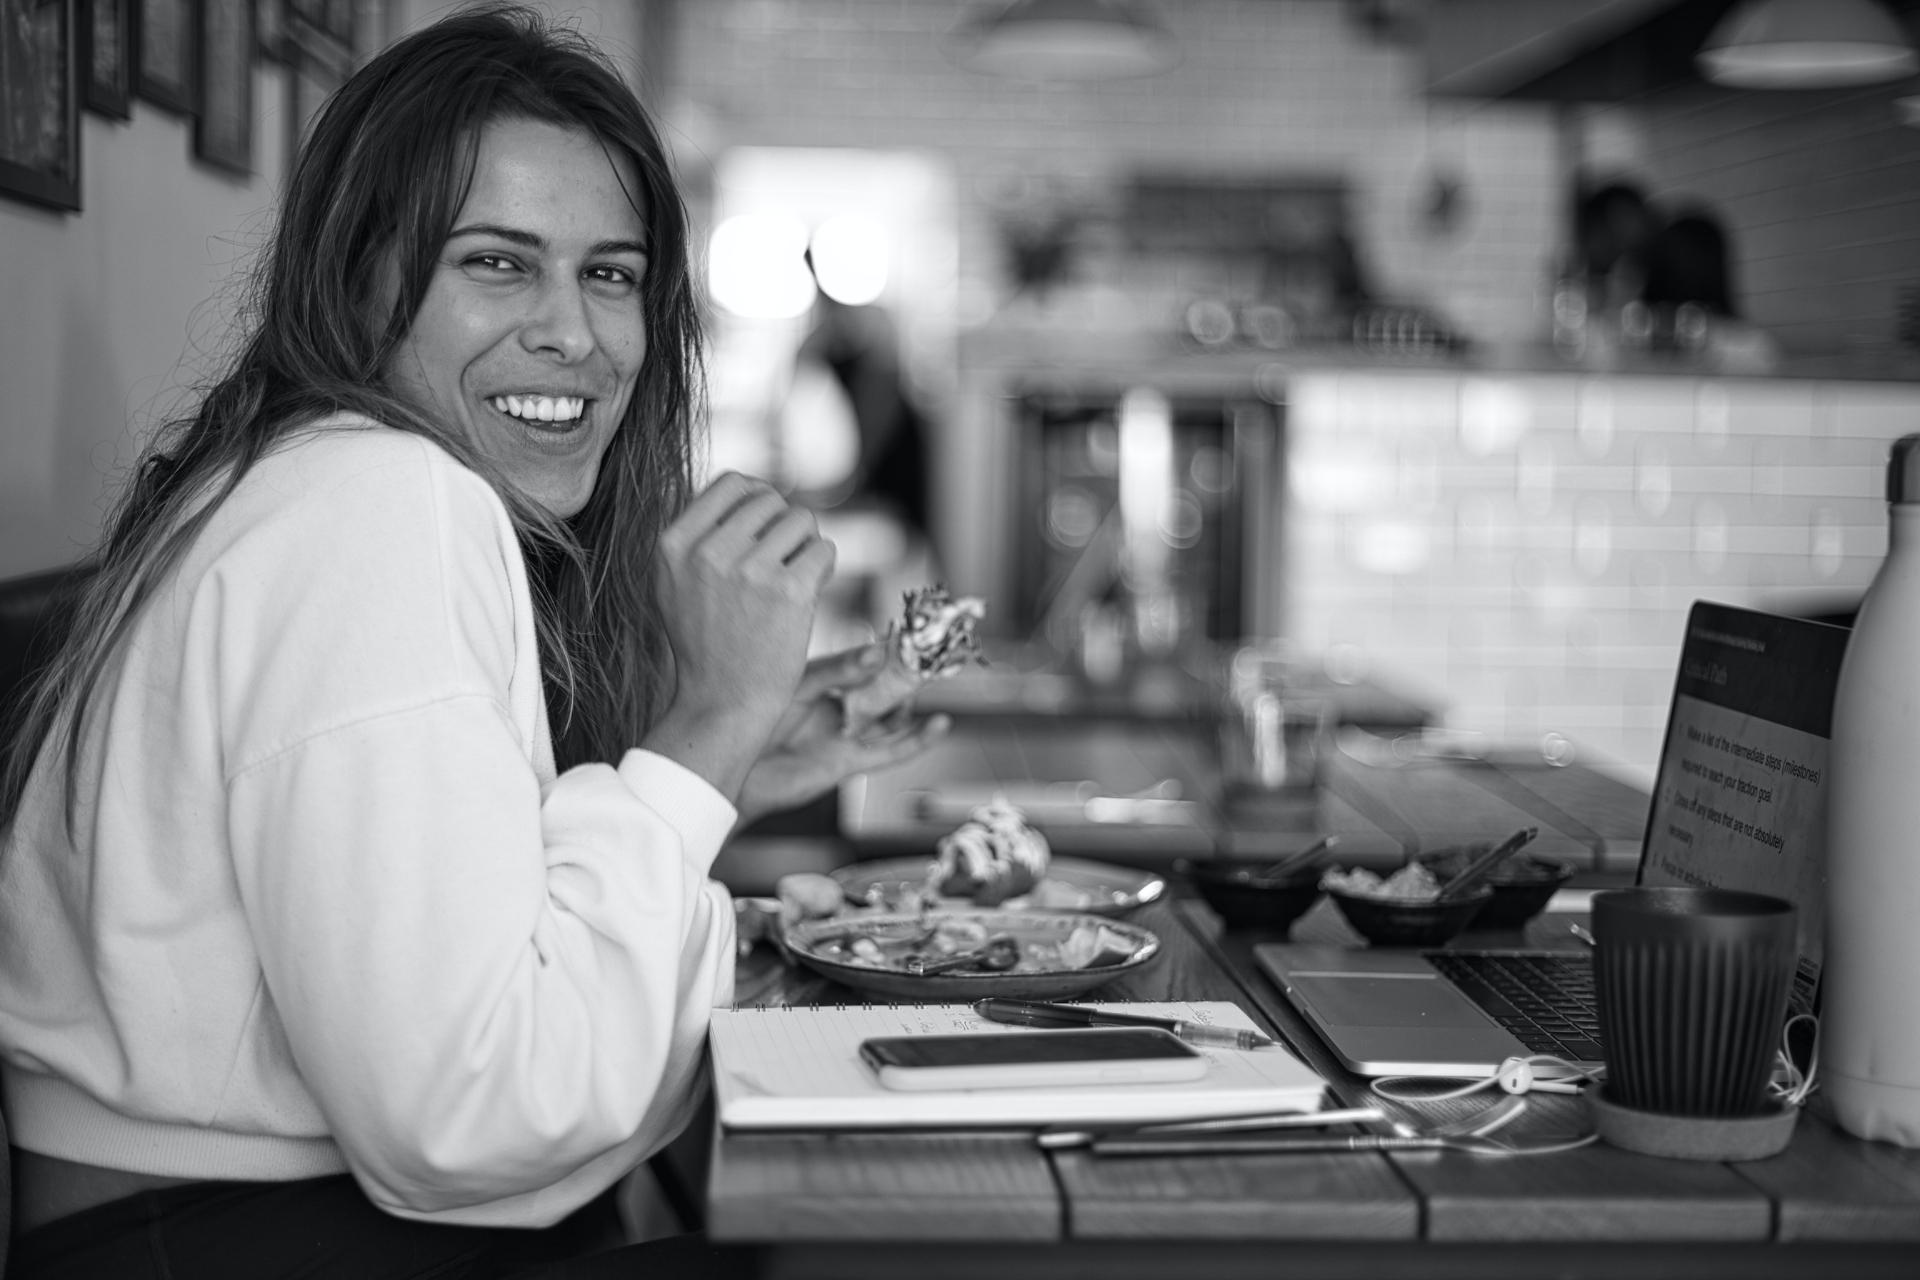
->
<box><xmin>7</xmin><ymin>1173</ymin><xmax>753</xmax><ymax>1279</ymax></box>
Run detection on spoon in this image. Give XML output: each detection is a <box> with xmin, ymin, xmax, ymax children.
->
<box><xmin>905</xmin><ymin>935</ymin><xmax>1021</xmax><ymax>976</ymax></box>
<box><xmin>1258</xmin><ymin>835</ymin><xmax>1339</xmax><ymax>880</ymax></box>
<box><xmin>1435</xmin><ymin>826</ymin><xmax>1538</xmax><ymax>901</ymax></box>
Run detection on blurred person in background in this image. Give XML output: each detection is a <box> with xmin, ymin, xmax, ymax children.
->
<box><xmin>1638</xmin><ymin>205</ymin><xmax>1781</xmax><ymax>374</ymax></box>
<box><xmin>1571</xmin><ymin>178</ymin><xmax>1659</xmax><ymax>314</ymax></box>
<box><xmin>780</xmin><ymin>249</ymin><xmax>943</xmax><ymax>649</ymax></box>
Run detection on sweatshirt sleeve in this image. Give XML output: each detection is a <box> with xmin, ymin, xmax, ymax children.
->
<box><xmin>214</xmin><ymin>432</ymin><xmax>737</xmax><ymax>1226</ymax></box>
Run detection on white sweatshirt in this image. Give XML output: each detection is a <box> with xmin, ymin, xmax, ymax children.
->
<box><xmin>0</xmin><ymin>419</ymin><xmax>737</xmax><ymax>1228</ymax></box>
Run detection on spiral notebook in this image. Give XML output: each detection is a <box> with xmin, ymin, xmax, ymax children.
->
<box><xmin>708</xmin><ymin>1001</ymin><xmax>1327</xmax><ymax>1131</ymax></box>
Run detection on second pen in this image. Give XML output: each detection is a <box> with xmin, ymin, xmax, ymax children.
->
<box><xmin>972</xmin><ymin>997</ymin><xmax>1278</xmax><ymax>1051</ymax></box>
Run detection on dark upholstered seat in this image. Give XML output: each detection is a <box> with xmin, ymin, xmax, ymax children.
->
<box><xmin>0</xmin><ymin>564</ymin><xmax>93</xmax><ymax>758</ymax></box>
<box><xmin>2</xmin><ymin>564</ymin><xmax>95</xmax><ymax>1275</ymax></box>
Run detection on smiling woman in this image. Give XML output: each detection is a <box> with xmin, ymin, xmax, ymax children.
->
<box><xmin>0</xmin><ymin>5</ymin><xmax>943</xmax><ymax>1278</ymax></box>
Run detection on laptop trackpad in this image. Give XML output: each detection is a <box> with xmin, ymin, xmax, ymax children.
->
<box><xmin>1286</xmin><ymin>973</ymin><xmax>1500</xmax><ymax>1029</ymax></box>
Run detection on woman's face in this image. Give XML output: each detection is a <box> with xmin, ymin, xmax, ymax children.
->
<box><xmin>385</xmin><ymin>118</ymin><xmax>650</xmax><ymax>519</ymax></box>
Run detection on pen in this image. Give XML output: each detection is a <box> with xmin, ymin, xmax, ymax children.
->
<box><xmin>1089</xmin><ymin>1132</ymin><xmax>1447</xmax><ymax>1157</ymax></box>
<box><xmin>972</xmin><ymin>997</ymin><xmax>1278</xmax><ymax>1051</ymax></box>
<box><xmin>1037</xmin><ymin>1105</ymin><xmax>1385</xmax><ymax>1151</ymax></box>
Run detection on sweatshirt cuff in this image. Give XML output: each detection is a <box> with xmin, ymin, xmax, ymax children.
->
<box><xmin>617</xmin><ymin>749</ymin><xmax>737</xmax><ymax>872</ymax></box>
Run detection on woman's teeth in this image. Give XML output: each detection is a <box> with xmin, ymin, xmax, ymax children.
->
<box><xmin>489</xmin><ymin>394</ymin><xmax>585</xmax><ymax>423</ymax></box>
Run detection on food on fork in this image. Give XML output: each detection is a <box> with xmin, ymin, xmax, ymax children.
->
<box><xmin>893</xmin><ymin>585</ymin><xmax>986</xmax><ymax>677</ymax></box>
<box><xmin>929</xmin><ymin>797</ymin><xmax>1051</xmax><ymax>907</ymax></box>
<box><xmin>838</xmin><ymin>585</ymin><xmax>986</xmax><ymax>734</ymax></box>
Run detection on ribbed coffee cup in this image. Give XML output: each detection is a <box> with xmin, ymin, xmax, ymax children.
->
<box><xmin>1592</xmin><ymin>887</ymin><xmax>1797</xmax><ymax>1117</ymax></box>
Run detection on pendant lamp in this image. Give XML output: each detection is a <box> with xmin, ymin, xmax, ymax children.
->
<box><xmin>1697</xmin><ymin>0</ymin><xmax>1918</xmax><ymax>88</ymax></box>
<box><xmin>948</xmin><ymin>0</ymin><xmax>1181</xmax><ymax>81</ymax></box>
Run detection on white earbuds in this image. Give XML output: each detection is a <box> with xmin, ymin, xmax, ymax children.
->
<box><xmin>1372</xmin><ymin>1054</ymin><xmax>1597</xmax><ymax>1104</ymax></box>
<box><xmin>1495</xmin><ymin>1056</ymin><xmax>1584</xmax><ymax>1095</ymax></box>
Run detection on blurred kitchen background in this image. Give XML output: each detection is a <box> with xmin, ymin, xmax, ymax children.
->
<box><xmin>6</xmin><ymin>0</ymin><xmax>1920</xmax><ymax>788</ymax></box>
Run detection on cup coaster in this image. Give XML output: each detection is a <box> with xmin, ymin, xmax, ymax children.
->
<box><xmin>1588</xmin><ymin>1088</ymin><xmax>1799</xmax><ymax>1161</ymax></box>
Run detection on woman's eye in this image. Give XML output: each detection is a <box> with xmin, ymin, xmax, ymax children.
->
<box><xmin>586</xmin><ymin>263</ymin><xmax>641</xmax><ymax>291</ymax></box>
<box><xmin>464</xmin><ymin>253</ymin><xmax>522</xmax><ymax>276</ymax></box>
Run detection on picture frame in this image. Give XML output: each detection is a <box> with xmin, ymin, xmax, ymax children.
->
<box><xmin>285</xmin><ymin>29</ymin><xmax>345</xmax><ymax>176</ymax></box>
<box><xmin>82</xmin><ymin>0</ymin><xmax>132</xmax><ymax>119</ymax></box>
<box><xmin>256</xmin><ymin>0</ymin><xmax>288</xmax><ymax>64</ymax></box>
<box><xmin>194</xmin><ymin>0</ymin><xmax>252</xmax><ymax>174</ymax></box>
<box><xmin>320</xmin><ymin>0</ymin><xmax>352</xmax><ymax>44</ymax></box>
<box><xmin>134</xmin><ymin>0</ymin><xmax>191</xmax><ymax>114</ymax></box>
<box><xmin>1</xmin><ymin>0</ymin><xmax>83</xmax><ymax>212</ymax></box>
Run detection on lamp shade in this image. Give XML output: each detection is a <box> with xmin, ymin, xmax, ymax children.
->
<box><xmin>1698</xmin><ymin>0</ymin><xmax>1918</xmax><ymax>88</ymax></box>
<box><xmin>948</xmin><ymin>0</ymin><xmax>1180</xmax><ymax>80</ymax></box>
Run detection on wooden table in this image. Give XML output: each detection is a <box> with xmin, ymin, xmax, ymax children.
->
<box><xmin>695</xmin><ymin>719</ymin><xmax>1920</xmax><ymax>1278</ymax></box>
<box><xmin>702</xmin><ymin>891</ymin><xmax>1920</xmax><ymax>1279</ymax></box>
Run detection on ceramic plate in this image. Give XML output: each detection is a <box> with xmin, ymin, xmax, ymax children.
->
<box><xmin>783</xmin><ymin>909</ymin><xmax>1162</xmax><ymax>1001</ymax></box>
<box><xmin>831</xmin><ymin>855</ymin><xmax>1167</xmax><ymax>917</ymax></box>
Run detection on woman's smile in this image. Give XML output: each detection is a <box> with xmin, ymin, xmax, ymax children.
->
<box><xmin>483</xmin><ymin>393</ymin><xmax>599</xmax><ymax>454</ymax></box>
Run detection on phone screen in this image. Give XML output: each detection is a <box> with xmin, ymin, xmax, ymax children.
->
<box><xmin>858</xmin><ymin>1028</ymin><xmax>1209</xmax><ymax>1091</ymax></box>
<box><xmin>861</xmin><ymin>1029</ymin><xmax>1198</xmax><ymax>1069</ymax></box>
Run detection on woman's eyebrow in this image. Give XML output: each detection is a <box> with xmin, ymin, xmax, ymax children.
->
<box><xmin>446</xmin><ymin>224</ymin><xmax>648</xmax><ymax>256</ymax></box>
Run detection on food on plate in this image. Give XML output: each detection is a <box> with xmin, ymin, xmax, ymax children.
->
<box><xmin>838</xmin><ymin>586</ymin><xmax>985</xmax><ymax>733</ymax></box>
<box><xmin>1056</xmin><ymin>921</ymin><xmax>1140</xmax><ymax>970</ymax></box>
<box><xmin>837</xmin><ymin>857</ymin><xmax>1116</xmax><ymax>913</ymax></box>
<box><xmin>733</xmin><ymin>873</ymin><xmax>855</xmax><ymax>958</ymax></box>
<box><xmin>928</xmin><ymin>797</ymin><xmax>1051</xmax><ymax>907</ymax></box>
<box><xmin>803</xmin><ymin>914</ymin><xmax>1140</xmax><ymax>975</ymax></box>
<box><xmin>775</xmin><ymin>872</ymin><xmax>847</xmax><ymax>923</ymax></box>
<box><xmin>1319</xmin><ymin>862</ymin><xmax>1445</xmax><ymax>902</ymax></box>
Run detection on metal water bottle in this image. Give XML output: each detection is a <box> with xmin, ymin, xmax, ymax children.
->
<box><xmin>1824</xmin><ymin>433</ymin><xmax>1920</xmax><ymax>1146</ymax></box>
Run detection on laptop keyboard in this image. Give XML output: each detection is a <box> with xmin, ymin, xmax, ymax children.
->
<box><xmin>1423</xmin><ymin>951</ymin><xmax>1605</xmax><ymax>1063</ymax></box>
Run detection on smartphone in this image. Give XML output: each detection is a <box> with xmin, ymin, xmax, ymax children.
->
<box><xmin>858</xmin><ymin>1028</ymin><xmax>1209</xmax><ymax>1092</ymax></box>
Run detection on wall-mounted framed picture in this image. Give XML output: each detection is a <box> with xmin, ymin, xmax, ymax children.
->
<box><xmin>194</xmin><ymin>0</ymin><xmax>251</xmax><ymax>174</ymax></box>
<box><xmin>319</xmin><ymin>0</ymin><xmax>352</xmax><ymax>44</ymax></box>
<box><xmin>1</xmin><ymin>0</ymin><xmax>83</xmax><ymax>212</ymax></box>
<box><xmin>256</xmin><ymin>0</ymin><xmax>288</xmax><ymax>64</ymax></box>
<box><xmin>286</xmin><ymin>0</ymin><xmax>322</xmax><ymax>35</ymax></box>
<box><xmin>285</xmin><ymin>25</ymin><xmax>345</xmax><ymax>174</ymax></box>
<box><xmin>134</xmin><ymin>0</ymin><xmax>192</xmax><ymax>114</ymax></box>
<box><xmin>82</xmin><ymin>0</ymin><xmax>132</xmax><ymax>118</ymax></box>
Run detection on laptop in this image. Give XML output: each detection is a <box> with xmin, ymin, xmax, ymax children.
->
<box><xmin>1255</xmin><ymin>600</ymin><xmax>1848</xmax><ymax>1078</ymax></box>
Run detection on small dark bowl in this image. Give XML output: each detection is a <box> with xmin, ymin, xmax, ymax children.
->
<box><xmin>1415</xmin><ymin>848</ymin><xmax>1576</xmax><ymax>930</ymax></box>
<box><xmin>1326</xmin><ymin>884</ymin><xmax>1493</xmax><ymax>947</ymax></box>
<box><xmin>1181</xmin><ymin>860</ymin><xmax>1324</xmax><ymax>933</ymax></box>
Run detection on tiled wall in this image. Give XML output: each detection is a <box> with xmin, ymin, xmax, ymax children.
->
<box><xmin>1285</xmin><ymin>369</ymin><xmax>1920</xmax><ymax>784</ymax></box>
<box><xmin>1621</xmin><ymin>81</ymin><xmax>1920</xmax><ymax>358</ymax></box>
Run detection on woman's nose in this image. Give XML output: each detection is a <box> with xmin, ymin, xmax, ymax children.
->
<box><xmin>519</xmin><ymin>279</ymin><xmax>596</xmax><ymax>362</ymax></box>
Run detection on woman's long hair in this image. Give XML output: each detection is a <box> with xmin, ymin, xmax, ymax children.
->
<box><xmin>0</xmin><ymin>5</ymin><xmax>704</xmax><ymax>828</ymax></box>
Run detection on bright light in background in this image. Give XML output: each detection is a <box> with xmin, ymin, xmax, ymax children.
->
<box><xmin>810</xmin><ymin>214</ymin><xmax>891</xmax><ymax>305</ymax></box>
<box><xmin>708</xmin><ymin>213</ymin><xmax>816</xmax><ymax>319</ymax></box>
<box><xmin>1458</xmin><ymin>378</ymin><xmax>1529</xmax><ymax>455</ymax></box>
<box><xmin>1117</xmin><ymin>387</ymin><xmax>1178</xmax><ymax>654</ymax></box>
<box><xmin>1352</xmin><ymin>519</ymin><xmax>1431</xmax><ymax>576</ymax></box>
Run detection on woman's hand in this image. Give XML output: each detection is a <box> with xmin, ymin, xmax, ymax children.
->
<box><xmin>733</xmin><ymin>643</ymin><xmax>950</xmax><ymax>829</ymax></box>
<box><xmin>644</xmin><ymin>473</ymin><xmax>836</xmax><ymax>800</ymax></box>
